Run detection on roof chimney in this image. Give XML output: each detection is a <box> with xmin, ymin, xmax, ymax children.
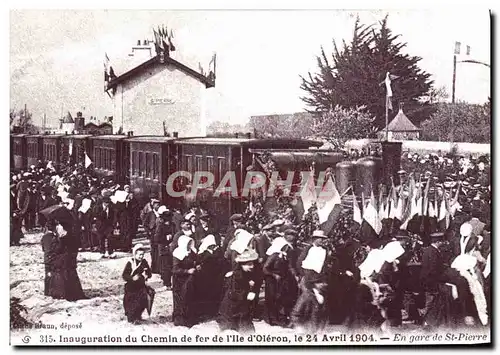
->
<box><xmin>246</xmin><ymin>132</ymin><xmax>251</xmax><ymax>139</ymax></box>
<box><xmin>137</xmin><ymin>39</ymin><xmax>141</xmax><ymax>46</ymax></box>
<box><xmin>173</xmin><ymin>132</ymin><xmax>179</xmax><ymax>138</ymax></box>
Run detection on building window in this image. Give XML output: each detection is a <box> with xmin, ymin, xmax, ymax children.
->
<box><xmin>153</xmin><ymin>154</ymin><xmax>159</xmax><ymax>180</ymax></box>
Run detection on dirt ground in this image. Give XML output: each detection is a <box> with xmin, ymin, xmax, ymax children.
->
<box><xmin>10</xmin><ymin>231</ymin><xmax>434</xmax><ymax>346</ymax></box>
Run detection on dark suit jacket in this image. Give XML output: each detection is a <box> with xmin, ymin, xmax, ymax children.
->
<box><xmin>420</xmin><ymin>245</ymin><xmax>446</xmax><ymax>292</ymax></box>
<box><xmin>92</xmin><ymin>203</ymin><xmax>116</xmax><ymax>234</ymax></box>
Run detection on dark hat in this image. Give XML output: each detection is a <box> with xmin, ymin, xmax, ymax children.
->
<box><xmin>149</xmin><ymin>192</ymin><xmax>159</xmax><ymax>200</ymax></box>
<box><xmin>430</xmin><ymin>232</ymin><xmax>445</xmax><ymax>241</ymax></box>
<box><xmin>230</xmin><ymin>213</ymin><xmax>243</xmax><ymax>222</ymax></box>
<box><xmin>199</xmin><ymin>213</ymin><xmax>210</xmax><ymax>221</ymax></box>
<box><xmin>102</xmin><ymin>196</ymin><xmax>111</xmax><ymax>203</ymax></box>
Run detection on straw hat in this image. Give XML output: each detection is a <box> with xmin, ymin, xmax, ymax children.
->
<box><xmin>235</xmin><ymin>249</ymin><xmax>259</xmax><ymax>263</ymax></box>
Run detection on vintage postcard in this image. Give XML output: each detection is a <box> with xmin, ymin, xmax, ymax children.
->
<box><xmin>9</xmin><ymin>8</ymin><xmax>491</xmax><ymax>346</ymax></box>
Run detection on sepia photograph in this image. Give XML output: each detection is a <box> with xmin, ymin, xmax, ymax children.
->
<box><xmin>9</xmin><ymin>7</ymin><xmax>491</xmax><ymax>347</ymax></box>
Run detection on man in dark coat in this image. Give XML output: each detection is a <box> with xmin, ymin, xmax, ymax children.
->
<box><xmin>140</xmin><ymin>196</ymin><xmax>160</xmax><ymax>240</ymax></box>
<box><xmin>92</xmin><ymin>196</ymin><xmax>117</xmax><ymax>258</ymax></box>
<box><xmin>38</xmin><ymin>185</ymin><xmax>56</xmax><ymax>229</ymax></box>
<box><xmin>194</xmin><ymin>213</ymin><xmax>219</xmax><ymax>248</ymax></box>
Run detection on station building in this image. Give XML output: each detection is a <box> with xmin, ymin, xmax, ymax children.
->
<box><xmin>105</xmin><ymin>39</ymin><xmax>215</xmax><ymax>137</ymax></box>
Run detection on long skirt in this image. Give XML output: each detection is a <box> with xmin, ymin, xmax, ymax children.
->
<box><xmin>218</xmin><ymin>291</ymin><xmax>255</xmax><ymax>333</ymax></box>
<box><xmin>172</xmin><ymin>274</ymin><xmax>197</xmax><ymax>327</ymax></box>
<box><xmin>123</xmin><ymin>281</ymin><xmax>149</xmax><ymax>322</ymax></box>
<box><xmin>46</xmin><ymin>268</ymin><xmax>85</xmax><ymax>301</ymax></box>
<box><xmin>150</xmin><ymin>244</ymin><xmax>160</xmax><ymax>274</ymax></box>
<box><xmin>159</xmin><ymin>247</ymin><xmax>173</xmax><ymax>288</ymax></box>
<box><xmin>195</xmin><ymin>260</ymin><xmax>224</xmax><ymax>320</ymax></box>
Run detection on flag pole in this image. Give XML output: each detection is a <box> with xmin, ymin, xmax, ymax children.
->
<box><xmin>385</xmin><ymin>94</ymin><xmax>389</xmax><ymax>141</ymax></box>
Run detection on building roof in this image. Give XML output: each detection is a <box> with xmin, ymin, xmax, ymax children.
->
<box><xmin>384</xmin><ymin>109</ymin><xmax>420</xmax><ymax>132</ymax></box>
<box><xmin>108</xmin><ymin>55</ymin><xmax>215</xmax><ymax>90</ymax></box>
<box><xmin>62</xmin><ymin>112</ymin><xmax>74</xmax><ymax>124</ymax></box>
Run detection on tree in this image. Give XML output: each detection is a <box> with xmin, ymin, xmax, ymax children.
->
<box><xmin>300</xmin><ymin>15</ymin><xmax>434</xmax><ymax>130</ymax></box>
<box><xmin>312</xmin><ymin>105</ymin><xmax>377</xmax><ymax>149</ymax></box>
<box><xmin>420</xmin><ymin>100</ymin><xmax>490</xmax><ymax>143</ymax></box>
<box><xmin>248</xmin><ymin>112</ymin><xmax>315</xmax><ymax>138</ymax></box>
<box><xmin>10</xmin><ymin>108</ymin><xmax>38</xmax><ymax>133</ymax></box>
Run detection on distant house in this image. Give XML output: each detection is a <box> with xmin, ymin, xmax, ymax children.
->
<box><xmin>83</xmin><ymin>122</ymin><xmax>113</xmax><ymax>135</ymax></box>
<box><xmin>378</xmin><ymin>107</ymin><xmax>420</xmax><ymax>141</ymax></box>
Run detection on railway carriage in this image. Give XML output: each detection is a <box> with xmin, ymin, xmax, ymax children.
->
<box><xmin>26</xmin><ymin>135</ymin><xmax>44</xmax><ymax>169</ymax></box>
<box><xmin>11</xmin><ymin>134</ymin><xmax>28</xmax><ymax>171</ymax></box>
<box><xmin>89</xmin><ymin>135</ymin><xmax>128</xmax><ymax>184</ymax></box>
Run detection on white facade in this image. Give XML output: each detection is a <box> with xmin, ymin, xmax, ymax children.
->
<box><xmin>112</xmin><ymin>63</ymin><xmax>207</xmax><ymax>137</ymax></box>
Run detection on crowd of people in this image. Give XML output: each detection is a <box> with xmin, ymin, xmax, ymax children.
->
<box><xmin>9</xmin><ymin>150</ymin><xmax>491</xmax><ymax>334</ymax></box>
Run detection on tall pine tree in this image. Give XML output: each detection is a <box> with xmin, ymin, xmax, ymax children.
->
<box><xmin>300</xmin><ymin>15</ymin><xmax>434</xmax><ymax>130</ymax></box>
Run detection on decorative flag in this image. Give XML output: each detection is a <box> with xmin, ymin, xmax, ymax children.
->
<box><xmin>317</xmin><ymin>175</ymin><xmax>342</xmax><ymax>233</ymax></box>
<box><xmin>455</xmin><ymin>41</ymin><xmax>461</xmax><ymax>55</ymax></box>
<box><xmin>299</xmin><ymin>171</ymin><xmax>317</xmax><ymax>216</ymax></box>
<box><xmin>104</xmin><ymin>53</ymin><xmax>110</xmax><ymax>91</ymax></box>
<box><xmin>361</xmin><ymin>198</ymin><xmax>383</xmax><ymax>237</ymax></box>
<box><xmin>353</xmin><ymin>190</ymin><xmax>362</xmax><ymax>226</ymax></box>
<box><xmin>385</xmin><ymin>72</ymin><xmax>393</xmax><ymax>111</ymax></box>
<box><xmin>167</xmin><ymin>28</ymin><xmax>176</xmax><ymax>51</ymax></box>
<box><xmin>208</xmin><ymin>53</ymin><xmax>217</xmax><ymax>81</ymax></box>
<box><xmin>68</xmin><ymin>140</ymin><xmax>73</xmax><ymax>160</ymax></box>
<box><xmin>85</xmin><ymin>152</ymin><xmax>92</xmax><ymax>168</ymax></box>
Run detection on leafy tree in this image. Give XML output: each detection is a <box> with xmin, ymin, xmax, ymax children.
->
<box><xmin>420</xmin><ymin>100</ymin><xmax>490</xmax><ymax>143</ymax></box>
<box><xmin>300</xmin><ymin>15</ymin><xmax>434</xmax><ymax>130</ymax></box>
<box><xmin>312</xmin><ymin>105</ymin><xmax>377</xmax><ymax>149</ymax></box>
<box><xmin>10</xmin><ymin>108</ymin><xmax>38</xmax><ymax>133</ymax></box>
<box><xmin>248</xmin><ymin>112</ymin><xmax>315</xmax><ymax>138</ymax></box>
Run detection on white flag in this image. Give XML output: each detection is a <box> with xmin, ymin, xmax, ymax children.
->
<box><xmin>385</xmin><ymin>72</ymin><xmax>393</xmax><ymax>98</ymax></box>
<box><xmin>316</xmin><ymin>175</ymin><xmax>341</xmax><ymax>224</ymax></box>
<box><xmin>85</xmin><ymin>152</ymin><xmax>92</xmax><ymax>168</ymax></box>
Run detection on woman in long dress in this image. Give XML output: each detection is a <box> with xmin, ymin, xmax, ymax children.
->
<box><xmin>172</xmin><ymin>235</ymin><xmax>199</xmax><ymax>327</ymax></box>
<box><xmin>41</xmin><ymin>214</ymin><xmax>85</xmax><ymax>301</ymax></box>
<box><xmin>122</xmin><ymin>244</ymin><xmax>152</xmax><ymax>324</ymax></box>
<box><xmin>263</xmin><ymin>237</ymin><xmax>298</xmax><ymax>327</ymax></box>
<box><xmin>195</xmin><ymin>234</ymin><xmax>225</xmax><ymax>321</ymax></box>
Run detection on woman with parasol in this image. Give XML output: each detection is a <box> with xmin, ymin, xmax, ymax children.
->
<box><xmin>40</xmin><ymin>205</ymin><xmax>85</xmax><ymax>301</ymax></box>
<box><xmin>122</xmin><ymin>244</ymin><xmax>153</xmax><ymax>324</ymax></box>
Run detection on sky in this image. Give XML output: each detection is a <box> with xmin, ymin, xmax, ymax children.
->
<box><xmin>10</xmin><ymin>9</ymin><xmax>491</xmax><ymax>129</ymax></box>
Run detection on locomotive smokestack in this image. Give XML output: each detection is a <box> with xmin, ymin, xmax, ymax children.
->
<box><xmin>381</xmin><ymin>141</ymin><xmax>403</xmax><ymax>186</ymax></box>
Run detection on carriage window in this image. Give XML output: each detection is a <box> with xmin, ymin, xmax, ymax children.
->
<box><xmin>185</xmin><ymin>155</ymin><xmax>193</xmax><ymax>176</ymax></box>
<box><xmin>196</xmin><ymin>155</ymin><xmax>203</xmax><ymax>172</ymax></box>
<box><xmin>111</xmin><ymin>150</ymin><xmax>116</xmax><ymax>171</ymax></box>
<box><xmin>105</xmin><ymin>149</ymin><xmax>110</xmax><ymax>170</ymax></box>
<box><xmin>207</xmin><ymin>156</ymin><xmax>215</xmax><ymax>178</ymax></box>
<box><xmin>139</xmin><ymin>152</ymin><xmax>144</xmax><ymax>177</ymax></box>
<box><xmin>217</xmin><ymin>158</ymin><xmax>226</xmax><ymax>184</ymax></box>
<box><xmin>153</xmin><ymin>154</ymin><xmax>159</xmax><ymax>180</ymax></box>
<box><xmin>132</xmin><ymin>151</ymin><xmax>137</xmax><ymax>176</ymax></box>
<box><xmin>145</xmin><ymin>153</ymin><xmax>151</xmax><ymax>178</ymax></box>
